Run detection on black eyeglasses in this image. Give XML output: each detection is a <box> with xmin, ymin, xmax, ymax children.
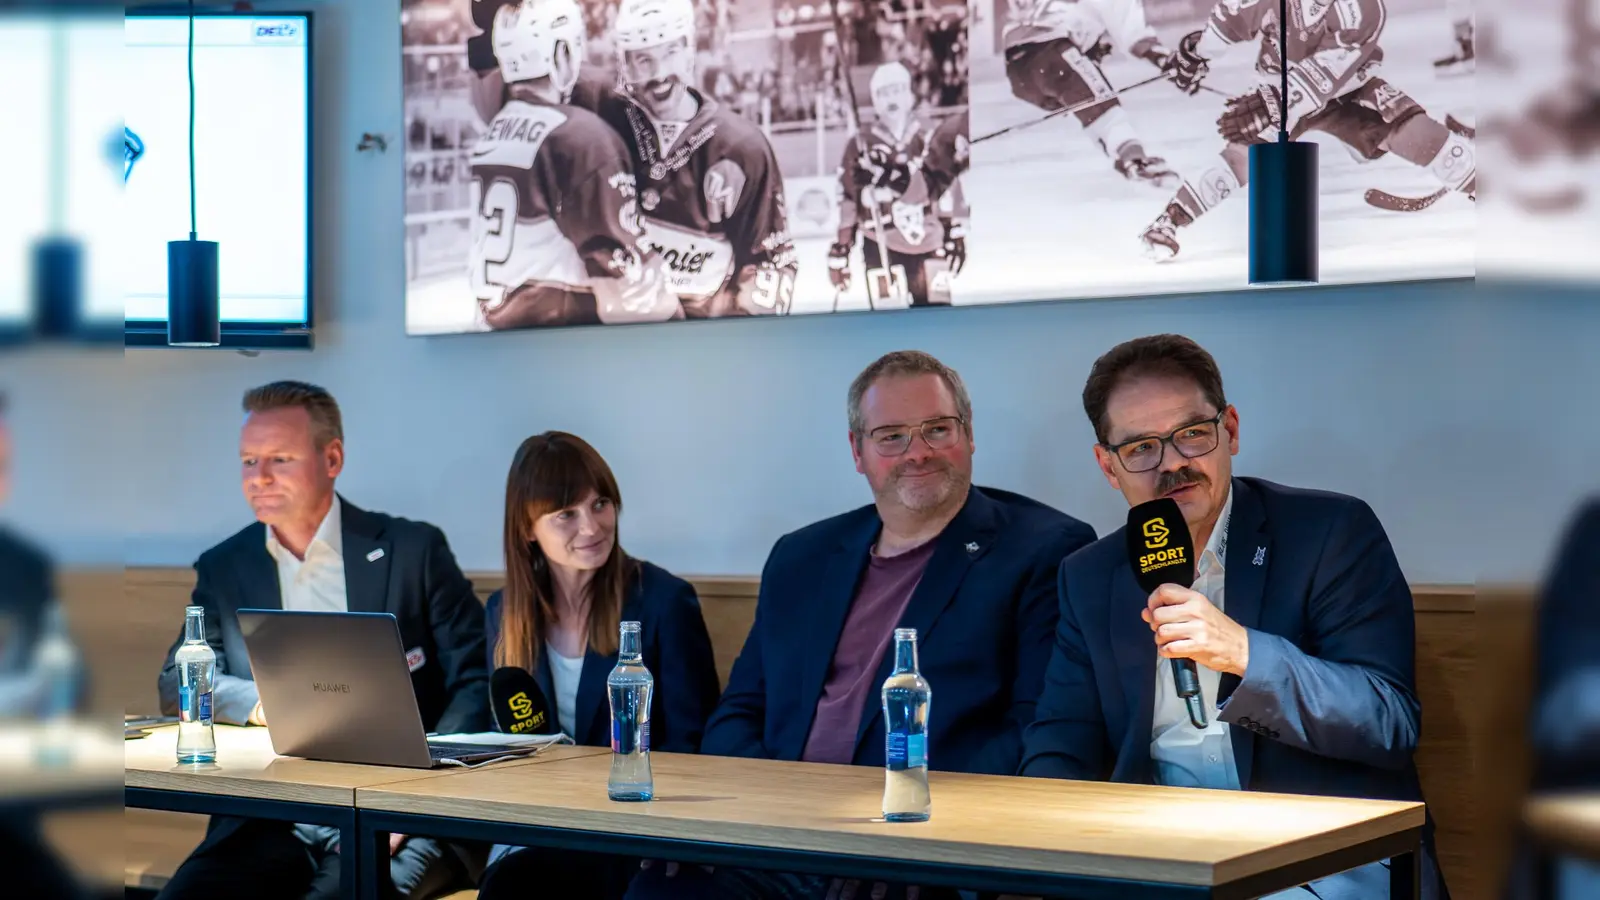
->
<box><xmin>1104</xmin><ymin>411</ymin><xmax>1226</xmax><ymax>473</ymax></box>
<box><xmin>864</xmin><ymin>416</ymin><xmax>966</xmax><ymax>457</ymax></box>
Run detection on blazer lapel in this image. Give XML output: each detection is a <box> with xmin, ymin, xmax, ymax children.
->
<box><xmin>534</xmin><ymin>651</ymin><xmax>557</xmax><ymax>724</ymax></box>
<box><xmin>338</xmin><ymin>499</ymin><xmax>392</xmax><ymax>615</ymax></box>
<box><xmin>574</xmin><ymin>651</ymin><xmax>612</xmax><ymax>745</ymax></box>
<box><xmin>851</xmin><ymin>489</ymin><xmax>997</xmax><ymax>755</ymax></box>
<box><xmin>236</xmin><ymin>525</ymin><xmax>283</xmax><ymax>613</ymax></box>
<box><xmin>790</xmin><ymin>514</ymin><xmax>879</xmax><ymax>759</ymax></box>
<box><xmin>575</xmin><ymin>588</ymin><xmax>644</xmax><ymax>744</ymax></box>
<box><xmin>1109</xmin><ymin>560</ymin><xmax>1158</xmax><ymax>782</ymax></box>
<box><xmin>1220</xmin><ymin>477</ymin><xmax>1269</xmax><ymax>788</ymax></box>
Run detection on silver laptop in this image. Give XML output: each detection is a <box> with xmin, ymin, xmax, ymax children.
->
<box><xmin>236</xmin><ymin>608</ymin><xmax>526</xmax><ymax>769</ymax></box>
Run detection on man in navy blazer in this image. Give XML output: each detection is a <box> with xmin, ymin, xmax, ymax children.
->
<box><xmin>1020</xmin><ymin>335</ymin><xmax>1447</xmax><ymax>900</ymax></box>
<box><xmin>155</xmin><ymin>381</ymin><xmax>489</xmax><ymax>900</ymax></box>
<box><xmin>155</xmin><ymin>499</ymin><xmax>489</xmax><ymax>737</ymax></box>
<box><xmin>628</xmin><ymin>350</ymin><xmax>1096</xmax><ymax>900</ymax></box>
<box><xmin>1528</xmin><ymin>496</ymin><xmax>1600</xmax><ymax>794</ymax></box>
<box><xmin>1502</xmin><ymin>496</ymin><xmax>1600</xmax><ymax>900</ymax></box>
<box><xmin>0</xmin><ymin>394</ymin><xmax>100</xmax><ymax>900</ymax></box>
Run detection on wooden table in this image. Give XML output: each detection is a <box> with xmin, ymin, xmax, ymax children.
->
<box><xmin>0</xmin><ymin>722</ymin><xmax>125</xmax><ymax>898</ymax></box>
<box><xmin>125</xmin><ymin>724</ymin><xmax>607</xmax><ymax>897</ymax></box>
<box><xmin>355</xmin><ymin>751</ymin><xmax>1426</xmax><ymax>900</ymax></box>
<box><xmin>0</xmin><ymin>719</ymin><xmax>124</xmax><ymax>814</ymax></box>
<box><xmin>1525</xmin><ymin>793</ymin><xmax>1600</xmax><ymax>859</ymax></box>
<box><xmin>1523</xmin><ymin>793</ymin><xmax>1600</xmax><ymax>900</ymax></box>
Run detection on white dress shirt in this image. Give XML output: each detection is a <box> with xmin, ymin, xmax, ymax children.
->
<box><xmin>265</xmin><ymin>496</ymin><xmax>348</xmax><ymax>613</ymax></box>
<box><xmin>1150</xmin><ymin>483</ymin><xmax>1241</xmax><ymax>791</ymax></box>
<box><xmin>546</xmin><ymin>642</ymin><xmax>585</xmax><ymax>739</ymax></box>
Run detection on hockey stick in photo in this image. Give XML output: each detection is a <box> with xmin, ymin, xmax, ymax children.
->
<box><xmin>1363</xmin><ymin>115</ymin><xmax>1476</xmax><ymax>212</ymax></box>
<box><xmin>970</xmin><ymin>70</ymin><xmax>1171</xmax><ymax>145</ymax></box>
<box><xmin>1363</xmin><ymin>186</ymin><xmax>1449</xmax><ymax>212</ymax></box>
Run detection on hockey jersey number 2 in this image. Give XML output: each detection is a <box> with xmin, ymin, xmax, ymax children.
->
<box><xmin>470</xmin><ymin>177</ymin><xmax>586</xmax><ymax>310</ymax></box>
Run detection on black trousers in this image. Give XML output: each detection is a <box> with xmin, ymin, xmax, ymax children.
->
<box><xmin>477</xmin><ymin>844</ymin><xmax>640</xmax><ymax>900</ymax></box>
<box><xmin>155</xmin><ymin>815</ymin><xmax>475</xmax><ymax>900</ymax></box>
<box><xmin>0</xmin><ymin>814</ymin><xmax>95</xmax><ymax>900</ymax></box>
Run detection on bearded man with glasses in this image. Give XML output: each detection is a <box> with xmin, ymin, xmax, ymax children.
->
<box><xmin>626</xmin><ymin>350</ymin><xmax>1095</xmax><ymax>900</ymax></box>
<box><xmin>1020</xmin><ymin>334</ymin><xmax>1449</xmax><ymax>900</ymax></box>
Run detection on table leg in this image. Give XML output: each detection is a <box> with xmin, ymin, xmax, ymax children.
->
<box><xmin>360</xmin><ymin>811</ymin><xmax>391</xmax><ymax>900</ymax></box>
<box><xmin>1532</xmin><ymin>848</ymin><xmax>1556</xmax><ymax>900</ymax></box>
<box><xmin>336</xmin><ymin>807</ymin><xmax>360</xmax><ymax>900</ymax></box>
<box><xmin>1390</xmin><ymin>844</ymin><xmax>1419</xmax><ymax>900</ymax></box>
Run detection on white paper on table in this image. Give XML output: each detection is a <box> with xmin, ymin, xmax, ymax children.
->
<box><xmin>425</xmin><ymin>731</ymin><xmax>573</xmax><ymax>749</ymax></box>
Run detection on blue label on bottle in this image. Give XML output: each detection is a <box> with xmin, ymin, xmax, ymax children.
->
<box><xmin>611</xmin><ymin>718</ymin><xmax>649</xmax><ymax>753</ymax></box>
<box><xmin>886</xmin><ymin>732</ymin><xmax>926</xmax><ymax>768</ymax></box>
<box><xmin>180</xmin><ymin>686</ymin><xmax>213</xmax><ymax>724</ymax></box>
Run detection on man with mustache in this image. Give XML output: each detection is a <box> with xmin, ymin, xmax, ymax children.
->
<box><xmin>627</xmin><ymin>350</ymin><xmax>1096</xmax><ymax>900</ymax></box>
<box><xmin>1020</xmin><ymin>334</ymin><xmax>1447</xmax><ymax>900</ymax></box>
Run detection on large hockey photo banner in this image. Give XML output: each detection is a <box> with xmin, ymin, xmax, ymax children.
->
<box><xmin>402</xmin><ymin>0</ymin><xmax>1477</xmax><ymax>335</ymax></box>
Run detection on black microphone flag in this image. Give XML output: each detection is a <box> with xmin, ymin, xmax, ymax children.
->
<box><xmin>1127</xmin><ymin>497</ymin><xmax>1209</xmax><ymax>729</ymax></box>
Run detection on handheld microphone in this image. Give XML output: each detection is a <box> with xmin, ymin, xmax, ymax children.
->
<box><xmin>490</xmin><ymin>667</ymin><xmax>557</xmax><ymax>736</ymax></box>
<box><xmin>1127</xmin><ymin>497</ymin><xmax>1209</xmax><ymax>730</ymax></box>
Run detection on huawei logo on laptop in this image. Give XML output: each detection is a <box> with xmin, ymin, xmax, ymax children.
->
<box><xmin>312</xmin><ymin>682</ymin><xmax>351</xmax><ymax>694</ymax></box>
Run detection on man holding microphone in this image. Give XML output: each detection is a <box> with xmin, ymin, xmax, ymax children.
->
<box><xmin>1019</xmin><ymin>334</ymin><xmax>1448</xmax><ymax>900</ymax></box>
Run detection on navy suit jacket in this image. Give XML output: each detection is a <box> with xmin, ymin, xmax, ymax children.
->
<box><xmin>1530</xmin><ymin>496</ymin><xmax>1600</xmax><ymax>792</ymax></box>
<box><xmin>702</xmin><ymin>485</ymin><xmax>1096</xmax><ymax>775</ymax></box>
<box><xmin>0</xmin><ymin>525</ymin><xmax>54</xmax><ymax>678</ymax></box>
<box><xmin>1021</xmin><ymin>476</ymin><xmax>1445</xmax><ymax>897</ymax></box>
<box><xmin>483</xmin><ymin>559</ymin><xmax>722</xmax><ymax>752</ymax></box>
<box><xmin>157</xmin><ymin>496</ymin><xmax>492</xmax><ymax>734</ymax></box>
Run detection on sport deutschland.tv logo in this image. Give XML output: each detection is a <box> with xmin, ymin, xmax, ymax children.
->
<box><xmin>1142</xmin><ymin>517</ymin><xmax>1170</xmax><ymax>549</ymax></box>
<box><xmin>509</xmin><ymin>691</ymin><xmax>533</xmax><ymax>720</ymax></box>
<box><xmin>506</xmin><ymin>690</ymin><xmax>546</xmax><ymax>734</ymax></box>
<box><xmin>1138</xmin><ymin>516</ymin><xmax>1186</xmax><ymax>575</ymax></box>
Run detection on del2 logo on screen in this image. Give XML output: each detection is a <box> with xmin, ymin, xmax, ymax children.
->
<box><xmin>252</xmin><ymin>20</ymin><xmax>300</xmax><ymax>41</ymax></box>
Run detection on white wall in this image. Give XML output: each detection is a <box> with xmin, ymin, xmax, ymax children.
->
<box><xmin>4</xmin><ymin>0</ymin><xmax>1593</xmax><ymax>585</ymax></box>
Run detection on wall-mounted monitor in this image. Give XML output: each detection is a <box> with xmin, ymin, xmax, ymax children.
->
<box><xmin>123</xmin><ymin>11</ymin><xmax>313</xmax><ymax>348</ymax></box>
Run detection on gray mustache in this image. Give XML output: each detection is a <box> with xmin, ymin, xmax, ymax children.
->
<box><xmin>1156</xmin><ymin>467</ymin><xmax>1207</xmax><ymax>495</ymax></box>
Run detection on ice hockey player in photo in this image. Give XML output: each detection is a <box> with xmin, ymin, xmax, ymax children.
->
<box><xmin>591</xmin><ymin>0</ymin><xmax>799</xmax><ymax>319</ymax></box>
<box><xmin>830</xmin><ymin>62</ymin><xmax>968</xmax><ymax>308</ymax></box>
<box><xmin>1138</xmin><ymin>0</ymin><xmax>1479</xmax><ymax>262</ymax></box>
<box><xmin>468</xmin><ymin>0</ymin><xmax>678</xmax><ymax>329</ymax></box>
<box><xmin>1001</xmin><ymin>0</ymin><xmax>1183</xmax><ymax>189</ymax></box>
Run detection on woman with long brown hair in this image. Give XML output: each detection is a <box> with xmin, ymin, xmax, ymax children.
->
<box><xmin>476</xmin><ymin>431</ymin><xmax>721</xmax><ymax>900</ymax></box>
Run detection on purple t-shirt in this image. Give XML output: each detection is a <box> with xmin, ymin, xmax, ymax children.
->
<box><xmin>800</xmin><ymin>538</ymin><xmax>938</xmax><ymax>765</ymax></box>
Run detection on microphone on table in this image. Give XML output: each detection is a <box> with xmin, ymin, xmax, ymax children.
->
<box><xmin>491</xmin><ymin>667</ymin><xmax>557</xmax><ymax>736</ymax></box>
<box><xmin>1127</xmin><ymin>497</ymin><xmax>1209</xmax><ymax>730</ymax></box>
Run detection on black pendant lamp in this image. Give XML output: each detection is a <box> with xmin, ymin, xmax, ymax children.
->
<box><xmin>34</xmin><ymin>22</ymin><xmax>81</xmax><ymax>341</ymax></box>
<box><xmin>168</xmin><ymin>0</ymin><xmax>220</xmax><ymax>347</ymax></box>
<box><xmin>1248</xmin><ymin>0</ymin><xmax>1318</xmax><ymax>285</ymax></box>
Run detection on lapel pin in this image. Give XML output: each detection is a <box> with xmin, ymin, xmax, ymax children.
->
<box><xmin>1252</xmin><ymin>547</ymin><xmax>1266</xmax><ymax>566</ymax></box>
<box><xmin>367</xmin><ymin>548</ymin><xmax>385</xmax><ymax>562</ymax></box>
<box><xmin>965</xmin><ymin>541</ymin><xmax>979</xmax><ymax>554</ymax></box>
